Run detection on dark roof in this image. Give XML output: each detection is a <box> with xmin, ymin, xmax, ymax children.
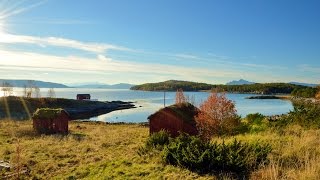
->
<box><xmin>77</xmin><ymin>94</ymin><xmax>91</xmax><ymax>96</ymax></box>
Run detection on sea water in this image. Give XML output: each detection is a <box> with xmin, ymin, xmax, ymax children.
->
<box><xmin>11</xmin><ymin>88</ymin><xmax>293</xmax><ymax>123</ymax></box>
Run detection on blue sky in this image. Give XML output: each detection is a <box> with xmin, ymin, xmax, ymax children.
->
<box><xmin>0</xmin><ymin>0</ymin><xmax>319</xmax><ymax>85</ymax></box>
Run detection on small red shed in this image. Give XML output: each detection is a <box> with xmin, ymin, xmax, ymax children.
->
<box><xmin>148</xmin><ymin>103</ymin><xmax>199</xmax><ymax>137</ymax></box>
<box><xmin>32</xmin><ymin>108</ymin><xmax>70</xmax><ymax>134</ymax></box>
<box><xmin>77</xmin><ymin>94</ymin><xmax>91</xmax><ymax>100</ymax></box>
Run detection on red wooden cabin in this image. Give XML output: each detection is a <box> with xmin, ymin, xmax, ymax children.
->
<box><xmin>148</xmin><ymin>103</ymin><xmax>199</xmax><ymax>137</ymax></box>
<box><xmin>33</xmin><ymin>108</ymin><xmax>70</xmax><ymax>134</ymax></box>
<box><xmin>76</xmin><ymin>94</ymin><xmax>91</xmax><ymax>100</ymax></box>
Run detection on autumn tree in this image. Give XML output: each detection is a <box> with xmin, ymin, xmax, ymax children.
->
<box><xmin>175</xmin><ymin>88</ymin><xmax>186</xmax><ymax>106</ymax></box>
<box><xmin>316</xmin><ymin>86</ymin><xmax>320</xmax><ymax>99</ymax></box>
<box><xmin>196</xmin><ymin>91</ymin><xmax>240</xmax><ymax>141</ymax></box>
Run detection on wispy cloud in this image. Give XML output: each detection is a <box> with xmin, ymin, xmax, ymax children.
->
<box><xmin>0</xmin><ymin>33</ymin><xmax>132</xmax><ymax>53</ymax></box>
<box><xmin>0</xmin><ymin>49</ymin><xmax>250</xmax><ymax>80</ymax></box>
<box><xmin>174</xmin><ymin>53</ymin><xmax>199</xmax><ymax>59</ymax></box>
<box><xmin>0</xmin><ymin>47</ymin><xmax>296</xmax><ymax>83</ymax></box>
<box><xmin>19</xmin><ymin>18</ymin><xmax>95</xmax><ymax>25</ymax></box>
<box><xmin>298</xmin><ymin>64</ymin><xmax>320</xmax><ymax>74</ymax></box>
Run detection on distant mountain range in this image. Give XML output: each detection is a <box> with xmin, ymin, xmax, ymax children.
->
<box><xmin>289</xmin><ymin>82</ymin><xmax>319</xmax><ymax>87</ymax></box>
<box><xmin>73</xmin><ymin>83</ymin><xmax>135</xmax><ymax>89</ymax></box>
<box><xmin>226</xmin><ymin>79</ymin><xmax>318</xmax><ymax>87</ymax></box>
<box><xmin>0</xmin><ymin>79</ymin><xmax>68</xmax><ymax>88</ymax></box>
<box><xmin>226</xmin><ymin>79</ymin><xmax>255</xmax><ymax>85</ymax></box>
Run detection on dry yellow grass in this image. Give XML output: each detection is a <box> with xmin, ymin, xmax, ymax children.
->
<box><xmin>217</xmin><ymin>125</ymin><xmax>320</xmax><ymax>180</ymax></box>
<box><xmin>1</xmin><ymin>120</ymin><xmax>320</xmax><ymax>179</ymax></box>
<box><xmin>0</xmin><ymin>120</ymin><xmax>214</xmax><ymax>179</ymax></box>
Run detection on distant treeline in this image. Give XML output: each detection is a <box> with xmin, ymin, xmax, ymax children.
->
<box><xmin>131</xmin><ymin>80</ymin><xmax>213</xmax><ymax>91</ymax></box>
<box><xmin>130</xmin><ymin>80</ymin><xmax>318</xmax><ymax>96</ymax></box>
<box><xmin>291</xmin><ymin>87</ymin><xmax>318</xmax><ymax>98</ymax></box>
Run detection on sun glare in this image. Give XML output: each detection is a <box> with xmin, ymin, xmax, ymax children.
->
<box><xmin>0</xmin><ymin>19</ymin><xmax>15</xmax><ymax>43</ymax></box>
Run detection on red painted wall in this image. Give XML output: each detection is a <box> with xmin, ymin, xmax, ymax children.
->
<box><xmin>33</xmin><ymin>112</ymin><xmax>69</xmax><ymax>134</ymax></box>
<box><xmin>149</xmin><ymin>108</ymin><xmax>198</xmax><ymax>137</ymax></box>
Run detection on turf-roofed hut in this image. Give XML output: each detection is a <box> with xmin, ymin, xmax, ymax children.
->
<box><xmin>32</xmin><ymin>108</ymin><xmax>70</xmax><ymax>134</ymax></box>
<box><xmin>148</xmin><ymin>103</ymin><xmax>199</xmax><ymax>137</ymax></box>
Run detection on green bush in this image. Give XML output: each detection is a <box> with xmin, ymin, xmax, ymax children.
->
<box><xmin>235</xmin><ymin>113</ymin><xmax>268</xmax><ymax>134</ymax></box>
<box><xmin>271</xmin><ymin>100</ymin><xmax>320</xmax><ymax>128</ymax></box>
<box><xmin>162</xmin><ymin>134</ymin><xmax>271</xmax><ymax>177</ymax></box>
<box><xmin>276</xmin><ymin>100</ymin><xmax>320</xmax><ymax>128</ymax></box>
<box><xmin>138</xmin><ymin>130</ymin><xmax>171</xmax><ymax>156</ymax></box>
<box><xmin>146</xmin><ymin>130</ymin><xmax>171</xmax><ymax>149</ymax></box>
<box><xmin>246</xmin><ymin>113</ymin><xmax>265</xmax><ymax>124</ymax></box>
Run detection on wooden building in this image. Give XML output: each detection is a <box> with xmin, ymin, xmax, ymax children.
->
<box><xmin>148</xmin><ymin>103</ymin><xmax>199</xmax><ymax>137</ymax></box>
<box><xmin>76</xmin><ymin>94</ymin><xmax>91</xmax><ymax>100</ymax></box>
<box><xmin>32</xmin><ymin>108</ymin><xmax>70</xmax><ymax>134</ymax></box>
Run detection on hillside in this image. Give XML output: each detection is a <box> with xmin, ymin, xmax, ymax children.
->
<box><xmin>130</xmin><ymin>80</ymin><xmax>309</xmax><ymax>94</ymax></box>
<box><xmin>130</xmin><ymin>80</ymin><xmax>213</xmax><ymax>91</ymax></box>
<box><xmin>0</xmin><ymin>79</ymin><xmax>68</xmax><ymax>88</ymax></box>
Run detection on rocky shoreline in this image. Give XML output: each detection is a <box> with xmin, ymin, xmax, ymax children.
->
<box><xmin>0</xmin><ymin>96</ymin><xmax>136</xmax><ymax>120</ymax></box>
<box><xmin>66</xmin><ymin>101</ymin><xmax>135</xmax><ymax>120</ymax></box>
<box><xmin>246</xmin><ymin>95</ymin><xmax>281</xmax><ymax>99</ymax></box>
<box><xmin>246</xmin><ymin>95</ymin><xmax>292</xmax><ymax>100</ymax></box>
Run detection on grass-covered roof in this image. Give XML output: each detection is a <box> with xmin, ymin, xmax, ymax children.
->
<box><xmin>149</xmin><ymin>102</ymin><xmax>198</xmax><ymax>124</ymax></box>
<box><xmin>32</xmin><ymin>108</ymin><xmax>68</xmax><ymax>120</ymax></box>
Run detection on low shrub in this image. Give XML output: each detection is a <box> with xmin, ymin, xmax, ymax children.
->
<box><xmin>146</xmin><ymin>130</ymin><xmax>170</xmax><ymax>149</ymax></box>
<box><xmin>246</xmin><ymin>113</ymin><xmax>265</xmax><ymax>124</ymax></box>
<box><xmin>138</xmin><ymin>130</ymin><xmax>171</xmax><ymax>156</ymax></box>
<box><xmin>246</xmin><ymin>113</ymin><xmax>268</xmax><ymax>133</ymax></box>
<box><xmin>162</xmin><ymin>134</ymin><xmax>271</xmax><ymax>177</ymax></box>
<box><xmin>273</xmin><ymin>100</ymin><xmax>320</xmax><ymax>128</ymax></box>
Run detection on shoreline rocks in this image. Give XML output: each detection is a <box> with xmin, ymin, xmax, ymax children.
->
<box><xmin>246</xmin><ymin>95</ymin><xmax>280</xmax><ymax>99</ymax></box>
<box><xmin>0</xmin><ymin>96</ymin><xmax>136</xmax><ymax>120</ymax></box>
<box><xmin>65</xmin><ymin>101</ymin><xmax>135</xmax><ymax>120</ymax></box>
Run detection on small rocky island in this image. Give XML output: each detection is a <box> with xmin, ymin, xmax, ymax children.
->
<box><xmin>246</xmin><ymin>95</ymin><xmax>281</xmax><ymax>99</ymax></box>
<box><xmin>246</xmin><ymin>95</ymin><xmax>292</xmax><ymax>100</ymax></box>
<box><xmin>0</xmin><ymin>96</ymin><xmax>135</xmax><ymax>120</ymax></box>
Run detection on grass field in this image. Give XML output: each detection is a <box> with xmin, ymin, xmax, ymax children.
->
<box><xmin>0</xmin><ymin>120</ymin><xmax>213</xmax><ymax>179</ymax></box>
<box><xmin>1</xmin><ymin>120</ymin><xmax>320</xmax><ymax>179</ymax></box>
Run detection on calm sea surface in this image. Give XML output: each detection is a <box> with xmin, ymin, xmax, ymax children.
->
<box><xmin>11</xmin><ymin>88</ymin><xmax>293</xmax><ymax>123</ymax></box>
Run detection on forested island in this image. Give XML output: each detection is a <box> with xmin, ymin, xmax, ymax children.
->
<box><xmin>130</xmin><ymin>80</ymin><xmax>318</xmax><ymax>97</ymax></box>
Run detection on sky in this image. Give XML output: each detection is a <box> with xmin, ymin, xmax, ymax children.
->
<box><xmin>0</xmin><ymin>0</ymin><xmax>319</xmax><ymax>85</ymax></box>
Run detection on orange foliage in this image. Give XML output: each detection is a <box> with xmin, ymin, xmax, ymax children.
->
<box><xmin>316</xmin><ymin>91</ymin><xmax>320</xmax><ymax>99</ymax></box>
<box><xmin>175</xmin><ymin>88</ymin><xmax>186</xmax><ymax>105</ymax></box>
<box><xmin>196</xmin><ymin>91</ymin><xmax>239</xmax><ymax>141</ymax></box>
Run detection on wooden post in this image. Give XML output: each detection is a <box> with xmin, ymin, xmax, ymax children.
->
<box><xmin>164</xmin><ymin>91</ymin><xmax>166</xmax><ymax>107</ymax></box>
